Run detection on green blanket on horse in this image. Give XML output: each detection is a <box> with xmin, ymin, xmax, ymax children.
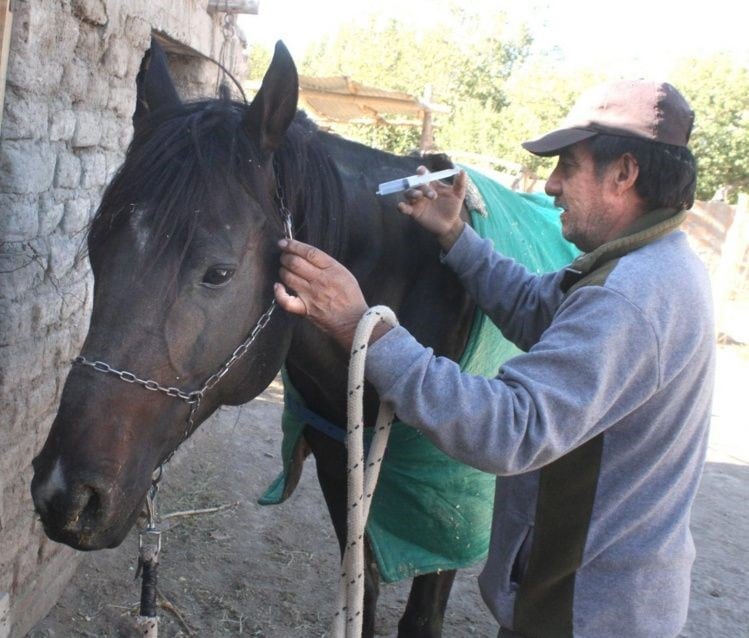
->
<box><xmin>259</xmin><ymin>166</ymin><xmax>579</xmax><ymax>582</ymax></box>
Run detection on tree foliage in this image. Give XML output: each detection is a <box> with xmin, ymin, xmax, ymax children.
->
<box><xmin>297</xmin><ymin>8</ymin><xmax>532</xmax><ymax>160</ymax></box>
<box><xmin>245</xmin><ymin>19</ymin><xmax>749</xmax><ymax>200</ymax></box>
<box><xmin>490</xmin><ymin>59</ymin><xmax>605</xmax><ymax>178</ymax></box>
<box><xmin>672</xmin><ymin>54</ymin><xmax>749</xmax><ymax>202</ymax></box>
<box><xmin>246</xmin><ymin>42</ymin><xmax>273</xmax><ymax>83</ymax></box>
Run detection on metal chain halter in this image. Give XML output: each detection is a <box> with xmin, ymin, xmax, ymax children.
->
<box><xmin>73</xmin><ymin>145</ymin><xmax>296</xmax><ymax>638</ymax></box>
<box><xmin>73</xmin><ymin>299</ymin><xmax>277</xmax><ymax>462</ymax></box>
<box><xmin>73</xmin><ymin>165</ymin><xmax>295</xmax><ymax>468</ymax></box>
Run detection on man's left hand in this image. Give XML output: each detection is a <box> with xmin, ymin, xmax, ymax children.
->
<box><xmin>274</xmin><ymin>239</ymin><xmax>371</xmax><ymax>350</ymax></box>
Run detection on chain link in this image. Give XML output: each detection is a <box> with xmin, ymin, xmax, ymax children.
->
<box><xmin>73</xmin><ymin>301</ymin><xmax>277</xmax><ymax>408</ymax></box>
<box><xmin>73</xmin><ymin>159</ymin><xmax>295</xmax><ymax>483</ymax></box>
<box><xmin>74</xmin><ymin>357</ymin><xmax>199</xmax><ymax>402</ymax></box>
<box><xmin>274</xmin><ymin>159</ymin><xmax>295</xmax><ymax>240</ymax></box>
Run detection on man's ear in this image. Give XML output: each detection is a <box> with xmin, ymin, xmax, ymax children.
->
<box><xmin>612</xmin><ymin>153</ymin><xmax>640</xmax><ymax>194</ymax></box>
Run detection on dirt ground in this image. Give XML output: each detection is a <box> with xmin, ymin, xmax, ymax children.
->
<box><xmin>29</xmin><ymin>345</ymin><xmax>748</xmax><ymax>638</ymax></box>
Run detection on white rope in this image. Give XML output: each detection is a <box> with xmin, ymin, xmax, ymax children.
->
<box><xmin>135</xmin><ymin>616</ymin><xmax>158</xmax><ymax>637</ymax></box>
<box><xmin>331</xmin><ymin>306</ymin><xmax>398</xmax><ymax>638</ymax></box>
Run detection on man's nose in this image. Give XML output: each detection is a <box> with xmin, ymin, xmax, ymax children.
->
<box><xmin>545</xmin><ymin>176</ymin><xmax>560</xmax><ymax>197</ymax></box>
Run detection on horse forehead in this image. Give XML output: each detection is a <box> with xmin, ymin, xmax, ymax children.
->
<box><xmin>128</xmin><ymin>205</ymin><xmax>152</xmax><ymax>255</ymax></box>
<box><xmin>126</xmin><ymin>199</ymin><xmax>263</xmax><ymax>258</ymax></box>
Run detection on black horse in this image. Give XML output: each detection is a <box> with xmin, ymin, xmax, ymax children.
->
<box><xmin>31</xmin><ymin>41</ymin><xmax>566</xmax><ymax>636</ymax></box>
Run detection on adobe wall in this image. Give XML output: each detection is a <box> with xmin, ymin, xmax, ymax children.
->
<box><xmin>0</xmin><ymin>1</ymin><xmax>245</xmax><ymax>635</ymax></box>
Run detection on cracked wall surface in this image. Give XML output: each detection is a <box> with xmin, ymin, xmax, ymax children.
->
<box><xmin>0</xmin><ymin>2</ymin><xmax>245</xmax><ymax>635</ymax></box>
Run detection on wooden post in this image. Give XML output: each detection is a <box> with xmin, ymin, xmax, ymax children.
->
<box><xmin>419</xmin><ymin>84</ymin><xmax>434</xmax><ymax>152</ymax></box>
<box><xmin>713</xmin><ymin>193</ymin><xmax>749</xmax><ymax>342</ymax></box>
<box><xmin>0</xmin><ymin>0</ymin><xmax>13</xmax><ymax>134</ymax></box>
<box><xmin>207</xmin><ymin>0</ymin><xmax>259</xmax><ymax>13</ymax></box>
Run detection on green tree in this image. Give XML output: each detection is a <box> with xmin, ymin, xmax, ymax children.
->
<box><xmin>672</xmin><ymin>54</ymin><xmax>749</xmax><ymax>202</ymax></box>
<box><xmin>492</xmin><ymin>59</ymin><xmax>605</xmax><ymax>178</ymax></box>
<box><xmin>246</xmin><ymin>42</ymin><xmax>274</xmax><ymax>82</ymax></box>
<box><xmin>248</xmin><ymin>19</ymin><xmax>749</xmax><ymax>202</ymax></box>
<box><xmin>299</xmin><ymin>8</ymin><xmax>533</xmax><ymax>157</ymax></box>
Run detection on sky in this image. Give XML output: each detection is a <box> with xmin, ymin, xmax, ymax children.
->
<box><xmin>238</xmin><ymin>0</ymin><xmax>749</xmax><ymax>80</ymax></box>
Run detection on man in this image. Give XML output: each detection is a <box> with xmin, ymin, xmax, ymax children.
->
<box><xmin>274</xmin><ymin>80</ymin><xmax>714</xmax><ymax>638</ymax></box>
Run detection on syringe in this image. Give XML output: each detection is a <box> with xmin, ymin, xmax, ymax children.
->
<box><xmin>376</xmin><ymin>167</ymin><xmax>461</xmax><ymax>196</ymax></box>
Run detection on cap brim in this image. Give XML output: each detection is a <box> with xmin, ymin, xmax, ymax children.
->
<box><xmin>522</xmin><ymin>127</ymin><xmax>598</xmax><ymax>157</ymax></box>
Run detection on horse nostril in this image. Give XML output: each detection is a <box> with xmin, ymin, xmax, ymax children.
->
<box><xmin>77</xmin><ymin>485</ymin><xmax>103</xmax><ymax>526</ymax></box>
<box><xmin>68</xmin><ymin>483</ymin><xmax>108</xmax><ymax>531</ymax></box>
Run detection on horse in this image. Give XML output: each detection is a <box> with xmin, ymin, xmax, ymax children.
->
<box><xmin>31</xmin><ymin>40</ymin><xmax>573</xmax><ymax>637</ymax></box>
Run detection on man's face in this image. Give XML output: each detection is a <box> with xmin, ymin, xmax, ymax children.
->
<box><xmin>544</xmin><ymin>142</ymin><xmax>622</xmax><ymax>252</ymax></box>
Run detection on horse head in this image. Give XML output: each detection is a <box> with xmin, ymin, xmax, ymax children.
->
<box><xmin>32</xmin><ymin>40</ymin><xmax>300</xmax><ymax>550</ymax></box>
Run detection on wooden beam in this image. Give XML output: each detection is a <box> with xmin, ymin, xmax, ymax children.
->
<box><xmin>301</xmin><ymin>89</ymin><xmax>423</xmax><ymax>115</ymax></box>
<box><xmin>207</xmin><ymin>0</ymin><xmax>259</xmax><ymax>14</ymax></box>
<box><xmin>152</xmin><ymin>31</ymin><xmax>205</xmax><ymax>58</ymax></box>
<box><xmin>0</xmin><ymin>0</ymin><xmax>13</xmax><ymax>134</ymax></box>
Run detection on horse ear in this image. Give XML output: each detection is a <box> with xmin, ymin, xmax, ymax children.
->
<box><xmin>133</xmin><ymin>37</ymin><xmax>182</xmax><ymax>132</ymax></box>
<box><xmin>244</xmin><ymin>41</ymin><xmax>298</xmax><ymax>154</ymax></box>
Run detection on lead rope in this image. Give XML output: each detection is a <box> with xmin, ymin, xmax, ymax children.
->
<box><xmin>332</xmin><ymin>306</ymin><xmax>399</xmax><ymax>638</ymax></box>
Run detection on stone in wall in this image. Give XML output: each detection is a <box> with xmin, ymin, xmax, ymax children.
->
<box><xmin>0</xmin><ymin>194</ymin><xmax>39</xmax><ymax>241</ymax></box>
<box><xmin>88</xmin><ymin>74</ymin><xmax>111</xmax><ymax>110</ymax></box>
<box><xmin>0</xmin><ymin>240</ymin><xmax>48</xmax><ymax>300</ymax></box>
<box><xmin>61</xmin><ymin>59</ymin><xmax>91</xmax><ymax>103</ymax></box>
<box><xmin>49</xmin><ymin>110</ymin><xmax>76</xmax><ymax>142</ymax></box>
<box><xmin>47</xmin><ymin>233</ymin><xmax>79</xmax><ymax>281</ymax></box>
<box><xmin>0</xmin><ymin>141</ymin><xmax>56</xmax><ymax>194</ymax></box>
<box><xmin>72</xmin><ymin>111</ymin><xmax>102</xmax><ymax>148</ymax></box>
<box><xmin>79</xmin><ymin>150</ymin><xmax>107</xmax><ymax>188</ymax></box>
<box><xmin>98</xmin><ymin>114</ymin><xmax>122</xmax><ymax>150</ymax></box>
<box><xmin>0</xmin><ymin>338</ymin><xmax>45</xmax><ymax>387</ymax></box>
<box><xmin>54</xmin><ymin>151</ymin><xmax>82</xmax><ymax>189</ymax></box>
<box><xmin>5</xmin><ymin>4</ymin><xmax>70</xmax><ymax>94</ymax></box>
<box><xmin>104</xmin><ymin>34</ymin><xmax>132</xmax><ymax>79</ymax></box>
<box><xmin>0</xmin><ymin>591</ymin><xmax>10</xmax><ymax>638</ymax></box>
<box><xmin>38</xmin><ymin>192</ymin><xmax>65</xmax><ymax>236</ymax></box>
<box><xmin>61</xmin><ymin>196</ymin><xmax>91</xmax><ymax>234</ymax></box>
<box><xmin>72</xmin><ymin>0</ymin><xmax>108</xmax><ymax>26</ymax></box>
<box><xmin>0</xmin><ymin>89</ymin><xmax>48</xmax><ymax>141</ymax></box>
<box><xmin>60</xmin><ymin>277</ymin><xmax>92</xmax><ymax>323</ymax></box>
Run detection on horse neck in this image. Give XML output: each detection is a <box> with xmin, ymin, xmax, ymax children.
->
<box><xmin>283</xmin><ymin>132</ymin><xmax>475</xmax><ymax>427</ymax></box>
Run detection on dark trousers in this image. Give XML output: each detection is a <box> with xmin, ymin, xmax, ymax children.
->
<box><xmin>498</xmin><ymin>629</ymin><xmax>526</xmax><ymax>638</ymax></box>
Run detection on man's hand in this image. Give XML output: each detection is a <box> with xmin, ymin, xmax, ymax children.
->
<box><xmin>397</xmin><ymin>166</ymin><xmax>468</xmax><ymax>251</ymax></box>
<box><xmin>274</xmin><ymin>239</ymin><xmax>391</xmax><ymax>350</ymax></box>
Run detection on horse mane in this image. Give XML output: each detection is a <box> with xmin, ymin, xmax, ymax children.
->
<box><xmin>89</xmin><ymin>99</ymin><xmax>346</xmax><ymax>269</ymax></box>
<box><xmin>273</xmin><ymin>112</ymin><xmax>347</xmax><ymax>259</ymax></box>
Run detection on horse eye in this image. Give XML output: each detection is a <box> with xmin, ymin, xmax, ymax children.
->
<box><xmin>202</xmin><ymin>266</ymin><xmax>236</xmax><ymax>287</ymax></box>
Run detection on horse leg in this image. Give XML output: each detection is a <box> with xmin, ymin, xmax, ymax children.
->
<box><xmin>304</xmin><ymin>427</ymin><xmax>380</xmax><ymax>637</ymax></box>
<box><xmin>397</xmin><ymin>569</ymin><xmax>457</xmax><ymax>638</ymax></box>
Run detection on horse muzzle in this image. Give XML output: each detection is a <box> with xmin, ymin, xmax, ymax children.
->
<box><xmin>31</xmin><ymin>453</ymin><xmax>143</xmax><ymax>550</ymax></box>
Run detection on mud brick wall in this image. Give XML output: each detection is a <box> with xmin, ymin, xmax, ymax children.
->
<box><xmin>0</xmin><ymin>1</ymin><xmax>245</xmax><ymax>635</ymax></box>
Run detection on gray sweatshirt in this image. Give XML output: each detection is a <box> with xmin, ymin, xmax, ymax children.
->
<box><xmin>365</xmin><ymin>211</ymin><xmax>714</xmax><ymax>637</ymax></box>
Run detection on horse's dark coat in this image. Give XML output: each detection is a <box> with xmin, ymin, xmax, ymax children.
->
<box><xmin>31</xmin><ymin>40</ymin><xmax>476</xmax><ymax>637</ymax></box>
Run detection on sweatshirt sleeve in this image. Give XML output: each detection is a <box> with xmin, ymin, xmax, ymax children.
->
<box><xmin>442</xmin><ymin>224</ymin><xmax>566</xmax><ymax>350</ymax></box>
<box><xmin>365</xmin><ymin>285</ymin><xmax>660</xmax><ymax>475</ymax></box>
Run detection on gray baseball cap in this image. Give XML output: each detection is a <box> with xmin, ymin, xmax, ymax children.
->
<box><xmin>522</xmin><ymin>80</ymin><xmax>695</xmax><ymax>157</ymax></box>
